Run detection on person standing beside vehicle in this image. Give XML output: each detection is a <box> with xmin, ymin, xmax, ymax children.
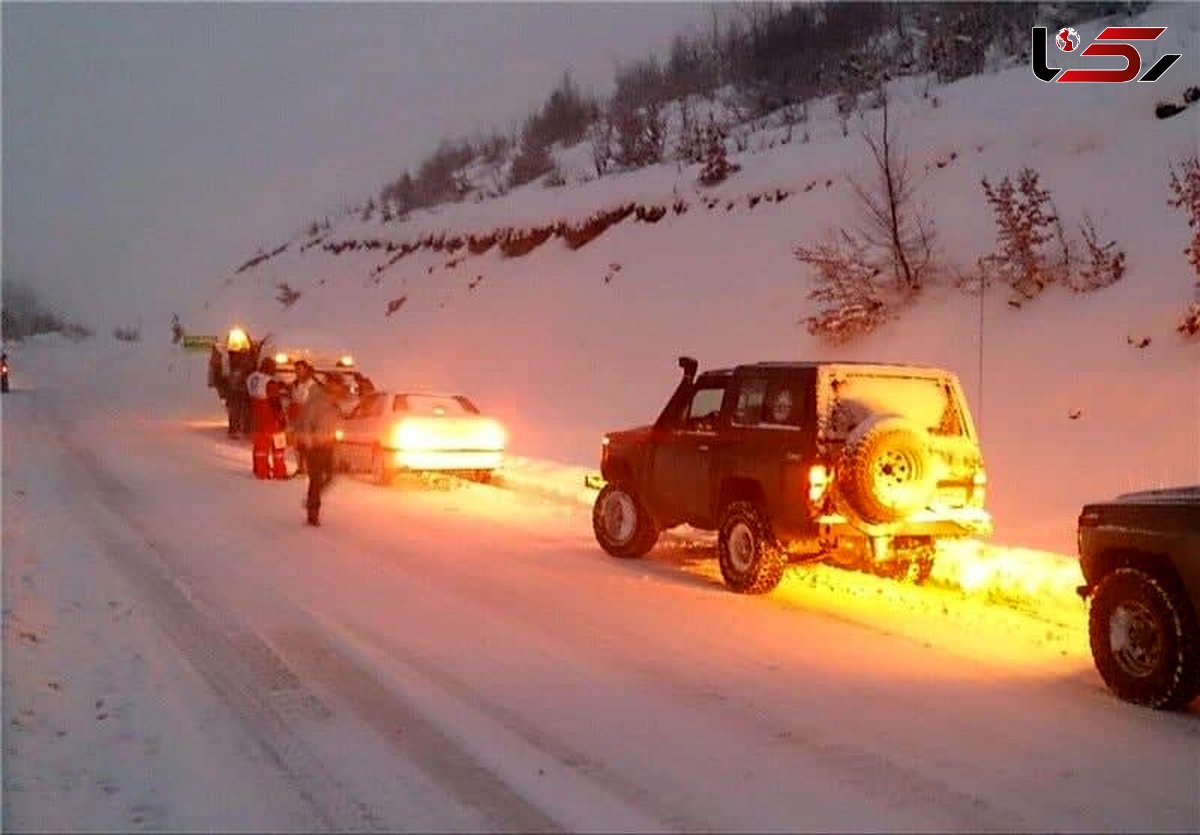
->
<box><xmin>226</xmin><ymin>346</ymin><xmax>254</xmax><ymax>438</ymax></box>
<box><xmin>286</xmin><ymin>360</ymin><xmax>316</xmax><ymax>475</ymax></box>
<box><xmin>246</xmin><ymin>357</ymin><xmax>288</xmax><ymax>479</ymax></box>
<box><xmin>295</xmin><ymin>375</ymin><xmax>346</xmax><ymax>526</ymax></box>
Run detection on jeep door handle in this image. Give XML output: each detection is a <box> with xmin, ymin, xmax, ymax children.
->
<box><xmin>698</xmin><ymin>444</ymin><xmax>710</xmax><ymax>452</ymax></box>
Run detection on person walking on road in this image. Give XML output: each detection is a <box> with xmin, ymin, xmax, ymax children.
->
<box><xmin>295</xmin><ymin>375</ymin><xmax>346</xmax><ymax>526</ymax></box>
<box><xmin>286</xmin><ymin>360</ymin><xmax>316</xmax><ymax>475</ymax></box>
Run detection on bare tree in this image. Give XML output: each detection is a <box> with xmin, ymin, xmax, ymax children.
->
<box><xmin>793</xmin><ymin>85</ymin><xmax>938</xmax><ymax>341</ymax></box>
<box><xmin>848</xmin><ymin>90</ymin><xmax>935</xmax><ymax>293</ymax></box>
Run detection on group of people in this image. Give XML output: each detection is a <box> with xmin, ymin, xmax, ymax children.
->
<box><xmin>240</xmin><ymin>356</ymin><xmax>347</xmax><ymax>527</ymax></box>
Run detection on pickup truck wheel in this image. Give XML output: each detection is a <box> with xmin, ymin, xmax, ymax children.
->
<box><xmin>840</xmin><ymin>416</ymin><xmax>935</xmax><ymax>525</ymax></box>
<box><xmin>718</xmin><ymin>501</ymin><xmax>786</xmax><ymax>594</ymax></box>
<box><xmin>593</xmin><ymin>483</ymin><xmax>658</xmax><ymax>558</ymax></box>
<box><xmin>1089</xmin><ymin>567</ymin><xmax>1200</xmax><ymax>709</ymax></box>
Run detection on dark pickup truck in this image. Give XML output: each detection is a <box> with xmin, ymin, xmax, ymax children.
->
<box><xmin>1078</xmin><ymin>487</ymin><xmax>1200</xmax><ymax>709</ymax></box>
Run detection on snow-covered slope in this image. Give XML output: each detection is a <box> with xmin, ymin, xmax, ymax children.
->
<box><xmin>168</xmin><ymin>6</ymin><xmax>1200</xmax><ymax>553</ymax></box>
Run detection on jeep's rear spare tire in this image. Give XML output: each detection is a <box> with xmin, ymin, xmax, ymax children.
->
<box><xmin>593</xmin><ymin>482</ymin><xmax>659</xmax><ymax>558</ymax></box>
<box><xmin>1088</xmin><ymin>567</ymin><xmax>1200</xmax><ymax>709</ymax></box>
<box><xmin>839</xmin><ymin>415</ymin><xmax>935</xmax><ymax>525</ymax></box>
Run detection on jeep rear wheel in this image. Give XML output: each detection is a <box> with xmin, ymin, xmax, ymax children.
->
<box><xmin>718</xmin><ymin>501</ymin><xmax>787</xmax><ymax>594</ymax></box>
<box><xmin>839</xmin><ymin>415</ymin><xmax>935</xmax><ymax>525</ymax></box>
<box><xmin>593</xmin><ymin>483</ymin><xmax>658</xmax><ymax>558</ymax></box>
<box><xmin>1088</xmin><ymin>567</ymin><xmax>1200</xmax><ymax>709</ymax></box>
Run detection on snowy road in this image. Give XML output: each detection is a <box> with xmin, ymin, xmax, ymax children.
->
<box><xmin>4</xmin><ymin>352</ymin><xmax>1199</xmax><ymax>832</ymax></box>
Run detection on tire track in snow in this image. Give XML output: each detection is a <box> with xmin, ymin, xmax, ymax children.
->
<box><xmin>46</xmin><ymin>398</ymin><xmax>562</xmax><ymax>832</ymax></box>
<box><xmin>43</xmin><ymin>409</ymin><xmax>382</xmax><ymax>830</ymax></box>
<box><xmin>273</xmin><ymin>509</ymin><xmax>1027</xmax><ymax>832</ymax></box>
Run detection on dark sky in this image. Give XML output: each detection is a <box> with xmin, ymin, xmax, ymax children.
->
<box><xmin>3</xmin><ymin>2</ymin><xmax>710</xmax><ymax>326</ymax></box>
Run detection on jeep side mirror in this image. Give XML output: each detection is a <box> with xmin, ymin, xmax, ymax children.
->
<box><xmin>678</xmin><ymin>356</ymin><xmax>698</xmax><ymax>383</ymax></box>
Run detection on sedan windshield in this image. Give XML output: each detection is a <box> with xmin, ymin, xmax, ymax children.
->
<box><xmin>397</xmin><ymin>394</ymin><xmax>480</xmax><ymax>416</ymax></box>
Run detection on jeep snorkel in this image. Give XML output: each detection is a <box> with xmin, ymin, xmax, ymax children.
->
<box><xmin>654</xmin><ymin>355</ymin><xmax>699</xmax><ymax>430</ymax></box>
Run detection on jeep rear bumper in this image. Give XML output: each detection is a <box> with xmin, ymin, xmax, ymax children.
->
<box><xmin>816</xmin><ymin>506</ymin><xmax>993</xmax><ymax>539</ymax></box>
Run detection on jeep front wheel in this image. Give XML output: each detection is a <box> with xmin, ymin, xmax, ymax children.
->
<box><xmin>1088</xmin><ymin>567</ymin><xmax>1200</xmax><ymax>709</ymax></box>
<box><xmin>718</xmin><ymin>501</ymin><xmax>786</xmax><ymax>594</ymax></box>
<box><xmin>593</xmin><ymin>483</ymin><xmax>659</xmax><ymax>558</ymax></box>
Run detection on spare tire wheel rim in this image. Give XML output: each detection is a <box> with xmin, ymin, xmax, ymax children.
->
<box><xmin>1109</xmin><ymin>601</ymin><xmax>1163</xmax><ymax>678</ymax></box>
<box><xmin>728</xmin><ymin>521</ymin><xmax>755</xmax><ymax>573</ymax></box>
<box><xmin>602</xmin><ymin>491</ymin><xmax>637</xmax><ymax>545</ymax></box>
<box><xmin>873</xmin><ymin>447</ymin><xmax>923</xmax><ymax>508</ymax></box>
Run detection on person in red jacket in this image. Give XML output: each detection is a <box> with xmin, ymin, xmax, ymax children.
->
<box><xmin>246</xmin><ymin>357</ymin><xmax>288</xmax><ymax>479</ymax></box>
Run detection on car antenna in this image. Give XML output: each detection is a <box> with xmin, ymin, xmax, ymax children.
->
<box><xmin>977</xmin><ymin>271</ymin><xmax>986</xmax><ymax>436</ymax></box>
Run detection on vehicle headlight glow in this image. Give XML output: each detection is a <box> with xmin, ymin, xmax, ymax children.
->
<box><xmin>391</xmin><ymin>420</ymin><xmax>438</xmax><ymax>450</ymax></box>
<box><xmin>478</xmin><ymin>420</ymin><xmax>507</xmax><ymax>451</ymax></box>
<box><xmin>226</xmin><ymin>327</ymin><xmax>250</xmax><ymax>351</ymax></box>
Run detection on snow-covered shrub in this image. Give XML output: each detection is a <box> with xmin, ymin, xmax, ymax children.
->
<box><xmin>0</xmin><ymin>280</ymin><xmax>88</xmax><ymax>342</ymax></box>
<box><xmin>979</xmin><ymin>168</ymin><xmax>1063</xmax><ymax>301</ymax></box>
<box><xmin>1069</xmin><ymin>214</ymin><xmax>1126</xmax><ymax>293</ymax></box>
<box><xmin>509</xmin><ymin>134</ymin><xmax>554</xmax><ymax>188</ymax></box>
<box><xmin>697</xmin><ymin>120</ymin><xmax>740</xmax><ymax>186</ymax></box>
<box><xmin>613</xmin><ymin>104</ymin><xmax>666</xmax><ymax>169</ymax></box>
<box><xmin>62</xmin><ymin>322</ymin><xmax>93</xmax><ymax>342</ymax></box>
<box><xmin>544</xmin><ymin>163</ymin><xmax>567</xmax><ymax>188</ymax></box>
<box><xmin>795</xmin><ymin>232</ymin><xmax>889</xmax><ymax>343</ymax></box>
<box><xmin>1178</xmin><ymin>302</ymin><xmax>1200</xmax><ymax>338</ymax></box>
<box><xmin>587</xmin><ymin>119</ymin><xmax>615</xmax><ymax>178</ymax></box>
<box><xmin>385</xmin><ymin>296</ymin><xmax>408</xmax><ymax>317</ymax></box>
<box><xmin>275</xmin><ymin>282</ymin><xmax>301</xmax><ymax>309</ymax></box>
<box><xmin>499</xmin><ymin>225</ymin><xmax>555</xmax><ymax>258</ymax></box>
<box><xmin>1168</xmin><ymin>155</ymin><xmax>1200</xmax><ymax>282</ymax></box>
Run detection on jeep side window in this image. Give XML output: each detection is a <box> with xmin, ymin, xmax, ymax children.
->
<box><xmin>682</xmin><ymin>387</ymin><xmax>725</xmax><ymax>433</ymax></box>
<box><xmin>732</xmin><ymin>378</ymin><xmax>767</xmax><ymax>426</ymax></box>
<box><xmin>763</xmin><ymin>380</ymin><xmax>805</xmax><ymax>428</ymax></box>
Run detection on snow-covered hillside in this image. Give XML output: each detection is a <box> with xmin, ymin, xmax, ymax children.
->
<box><xmin>186</xmin><ymin>6</ymin><xmax>1197</xmax><ymax>556</ymax></box>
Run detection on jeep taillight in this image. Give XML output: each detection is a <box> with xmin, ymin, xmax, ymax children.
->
<box><xmin>809</xmin><ymin>464</ymin><xmax>831</xmax><ymax>503</ymax></box>
<box><xmin>971</xmin><ymin>469</ymin><xmax>987</xmax><ymax>506</ymax></box>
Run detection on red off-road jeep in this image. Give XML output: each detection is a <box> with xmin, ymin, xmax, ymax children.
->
<box><xmin>592</xmin><ymin>357</ymin><xmax>992</xmax><ymax>593</ymax></box>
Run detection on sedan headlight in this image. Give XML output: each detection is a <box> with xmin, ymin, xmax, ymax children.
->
<box><xmin>391</xmin><ymin>420</ymin><xmax>437</xmax><ymax>450</ymax></box>
<box><xmin>477</xmin><ymin>419</ymin><xmax>507</xmax><ymax>451</ymax></box>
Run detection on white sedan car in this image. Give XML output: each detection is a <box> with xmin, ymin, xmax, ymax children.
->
<box><xmin>334</xmin><ymin>390</ymin><xmax>506</xmax><ymax>484</ymax></box>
